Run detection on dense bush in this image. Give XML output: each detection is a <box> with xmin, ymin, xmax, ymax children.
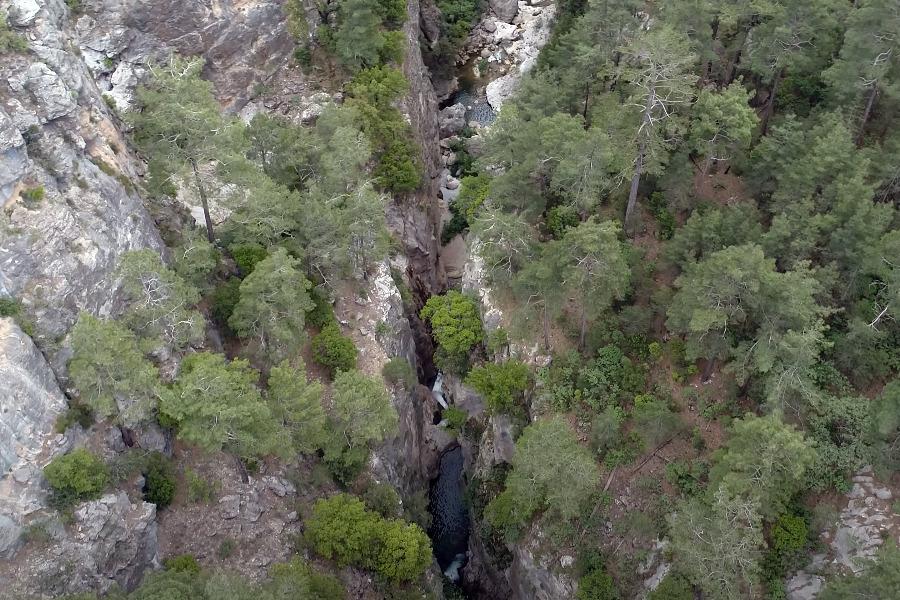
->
<box><xmin>305</xmin><ymin>494</ymin><xmax>432</xmax><ymax>583</ymax></box>
<box><xmin>144</xmin><ymin>451</ymin><xmax>177</xmax><ymax>509</ymax></box>
<box><xmin>381</xmin><ymin>357</ymin><xmax>417</xmax><ymax>390</ymax></box>
<box><xmin>576</xmin><ymin>568</ymin><xmax>619</xmax><ymax>600</ymax></box>
<box><xmin>465</xmin><ymin>360</ymin><xmax>530</xmax><ymax>414</ymax></box>
<box><xmin>306</xmin><ymin>287</ymin><xmax>336</xmax><ymax>329</ymax></box>
<box><xmin>211</xmin><ymin>277</ymin><xmax>242</xmax><ymax>326</ymax></box>
<box><xmin>229</xmin><ymin>242</ymin><xmax>268</xmax><ymax>276</ymax></box>
<box><xmin>442</xmin><ymin>405</ymin><xmax>468</xmax><ymax>436</ymax></box>
<box><xmin>163</xmin><ymin>554</ymin><xmax>202</xmax><ymax>573</ymax></box>
<box><xmin>311</xmin><ymin>323</ymin><xmax>359</xmax><ymax>377</ymax></box>
<box><xmin>43</xmin><ymin>448</ymin><xmax>109</xmax><ymax>509</ymax></box>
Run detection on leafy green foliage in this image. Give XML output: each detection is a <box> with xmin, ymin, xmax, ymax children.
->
<box><xmin>0</xmin><ymin>12</ymin><xmax>27</xmax><ymax>53</ymax></box>
<box><xmin>211</xmin><ymin>277</ymin><xmax>242</xmax><ymax>327</ymax></box>
<box><xmin>709</xmin><ymin>413</ymin><xmax>817</xmax><ymax>520</ymax></box>
<box><xmin>420</xmin><ymin>291</ymin><xmax>483</xmax><ymax>364</ymax></box>
<box><xmin>307</xmin><ymin>287</ymin><xmax>337</xmax><ymax>329</ymax></box>
<box><xmin>43</xmin><ymin>448</ymin><xmax>109</xmax><ymax>509</ymax></box>
<box><xmin>143</xmin><ymin>452</ymin><xmax>177</xmax><ymax>509</ymax></box>
<box><xmin>464</xmin><ymin>360</ymin><xmax>529</xmax><ymax>415</ymax></box>
<box><xmin>311</xmin><ymin>323</ymin><xmax>359</xmax><ymax>378</ymax></box>
<box><xmin>576</xmin><ymin>567</ymin><xmax>619</xmax><ymax>600</ymax></box>
<box><xmin>487</xmin><ymin>416</ymin><xmax>600</xmax><ymax>532</ymax></box>
<box><xmin>171</xmin><ymin>231</ymin><xmax>219</xmax><ymax>290</ymax></box>
<box><xmin>163</xmin><ymin>554</ymin><xmax>202</xmax><ymax>574</ymax></box>
<box><xmin>304</xmin><ymin>494</ymin><xmax>431</xmax><ymax>582</ymax></box>
<box><xmin>160</xmin><ymin>352</ymin><xmax>278</xmax><ymax>458</ymax></box>
<box><xmin>267</xmin><ymin>360</ymin><xmax>328</xmax><ymax>455</ymax></box>
<box><xmin>228</xmin><ymin>242</ymin><xmax>268</xmax><ymax>276</ymax></box>
<box><xmin>381</xmin><ymin>357</ymin><xmax>418</xmax><ymax>390</ymax></box>
<box><xmin>442</xmin><ymin>405</ymin><xmax>468</xmax><ymax>436</ymax></box>
<box><xmin>68</xmin><ymin>313</ymin><xmax>159</xmax><ymax>428</ymax></box>
<box><xmin>229</xmin><ymin>248</ymin><xmax>315</xmax><ymax>361</ymax></box>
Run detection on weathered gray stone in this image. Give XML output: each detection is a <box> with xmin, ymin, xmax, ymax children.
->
<box><xmin>7</xmin><ymin>63</ymin><xmax>77</xmax><ymax>123</ymax></box>
<box><xmin>219</xmin><ymin>495</ymin><xmax>241</xmax><ymax>519</ymax></box>
<box><xmin>0</xmin><ymin>107</ymin><xmax>28</xmax><ymax>204</ymax></box>
<box><xmin>490</xmin><ymin>0</ymin><xmax>517</xmax><ymax>23</ymax></box>
<box><xmin>439</xmin><ymin>103</ymin><xmax>466</xmax><ymax>138</ymax></box>
<box><xmin>0</xmin><ymin>319</ymin><xmax>70</xmax><ymax>559</ymax></box>
<box><xmin>3</xmin><ymin>492</ymin><xmax>158</xmax><ymax>595</ymax></box>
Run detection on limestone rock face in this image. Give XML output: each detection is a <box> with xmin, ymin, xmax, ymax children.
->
<box><xmin>2</xmin><ymin>492</ymin><xmax>159</xmax><ymax>596</ymax></box>
<box><xmin>0</xmin><ymin>319</ymin><xmax>70</xmax><ymax>559</ymax></box>
<box><xmin>490</xmin><ymin>0</ymin><xmax>518</xmax><ymax>23</ymax></box>
<box><xmin>70</xmin><ymin>0</ymin><xmax>295</xmax><ymax>111</ymax></box>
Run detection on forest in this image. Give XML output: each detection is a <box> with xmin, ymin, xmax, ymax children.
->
<box><xmin>6</xmin><ymin>0</ymin><xmax>900</xmax><ymax>598</ymax></box>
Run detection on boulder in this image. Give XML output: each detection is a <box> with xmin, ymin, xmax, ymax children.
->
<box><xmin>486</xmin><ymin>73</ymin><xmax>523</xmax><ymax>112</ymax></box>
<box><xmin>490</xmin><ymin>0</ymin><xmax>517</xmax><ymax>23</ymax></box>
<box><xmin>482</xmin><ymin>19</ymin><xmax>497</xmax><ymax>33</ymax></box>
<box><xmin>439</xmin><ymin>103</ymin><xmax>466</xmax><ymax>138</ymax></box>
<box><xmin>7</xmin><ymin>63</ymin><xmax>77</xmax><ymax>123</ymax></box>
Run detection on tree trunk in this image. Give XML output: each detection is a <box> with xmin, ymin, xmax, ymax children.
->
<box><xmin>543</xmin><ymin>303</ymin><xmax>551</xmax><ymax>351</ymax></box>
<box><xmin>579</xmin><ymin>304</ymin><xmax>587</xmax><ymax>352</ymax></box>
<box><xmin>190</xmin><ymin>158</ymin><xmax>215</xmax><ymax>243</ymax></box>
<box><xmin>582</xmin><ymin>84</ymin><xmax>591</xmax><ymax>123</ymax></box>
<box><xmin>691</xmin><ymin>154</ymin><xmax>716</xmax><ymax>206</ymax></box>
<box><xmin>857</xmin><ymin>83</ymin><xmax>879</xmax><ymax>144</ymax></box>
<box><xmin>625</xmin><ymin>82</ymin><xmax>656</xmax><ymax>230</ymax></box>
<box><xmin>760</xmin><ymin>68</ymin><xmax>783</xmax><ymax>136</ymax></box>
<box><xmin>701</xmin><ymin>356</ymin><xmax>716</xmax><ymax>383</ymax></box>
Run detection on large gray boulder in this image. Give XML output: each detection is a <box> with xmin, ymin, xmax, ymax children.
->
<box><xmin>490</xmin><ymin>0</ymin><xmax>518</xmax><ymax>23</ymax></box>
<box><xmin>439</xmin><ymin>103</ymin><xmax>466</xmax><ymax>137</ymax></box>
<box><xmin>0</xmin><ymin>108</ymin><xmax>28</xmax><ymax>205</ymax></box>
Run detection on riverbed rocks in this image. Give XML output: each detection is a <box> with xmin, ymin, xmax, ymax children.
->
<box><xmin>490</xmin><ymin>0</ymin><xmax>518</xmax><ymax>23</ymax></box>
<box><xmin>439</xmin><ymin>102</ymin><xmax>467</xmax><ymax>137</ymax></box>
<box><xmin>468</xmin><ymin>1</ymin><xmax>556</xmax><ymax>112</ymax></box>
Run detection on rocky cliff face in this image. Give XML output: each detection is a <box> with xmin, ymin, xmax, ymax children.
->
<box><xmin>1</xmin><ymin>0</ymin><xmax>165</xmax><ymax>354</ymax></box>
<box><xmin>0</xmin><ymin>318</ymin><xmax>70</xmax><ymax>560</ymax></box>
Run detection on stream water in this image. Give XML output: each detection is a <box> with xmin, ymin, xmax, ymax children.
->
<box><xmin>428</xmin><ymin>447</ymin><xmax>471</xmax><ymax>581</ymax></box>
<box><xmin>445</xmin><ymin>58</ymin><xmax>496</xmax><ymax>127</ymax></box>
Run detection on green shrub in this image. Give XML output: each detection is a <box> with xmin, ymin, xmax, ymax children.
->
<box><xmin>211</xmin><ymin>277</ymin><xmax>242</xmax><ymax>326</ymax></box>
<box><xmin>306</xmin><ymin>286</ymin><xmax>336</xmax><ymax>329</ymax></box>
<box><xmin>54</xmin><ymin>401</ymin><xmax>93</xmax><ymax>433</ymax></box>
<box><xmin>20</xmin><ymin>185</ymin><xmax>45</xmax><ymax>208</ymax></box>
<box><xmin>546</xmin><ymin>205</ymin><xmax>579</xmax><ymax>238</ymax></box>
<box><xmin>664</xmin><ymin>460</ymin><xmax>707</xmax><ymax>497</ymax></box>
<box><xmin>441</xmin><ymin>210</ymin><xmax>469</xmax><ymax>245</ymax></box>
<box><xmin>375</xmin><ymin>139</ymin><xmax>420</xmax><ymax>194</ymax></box>
<box><xmin>311</xmin><ymin>323</ymin><xmax>359</xmax><ymax>378</ymax></box>
<box><xmin>442</xmin><ymin>405</ymin><xmax>468</xmax><ymax>436</ymax></box>
<box><xmin>44</xmin><ymin>448</ymin><xmax>109</xmax><ymax>509</ymax></box>
<box><xmin>771</xmin><ymin>514</ymin><xmax>807</xmax><ymax>552</ymax></box>
<box><xmin>361</xmin><ymin>479</ymin><xmax>402</xmax><ymax>519</ymax></box>
<box><xmin>381</xmin><ymin>357</ymin><xmax>417</xmax><ymax>390</ymax></box>
<box><xmin>218</xmin><ymin>538</ymin><xmax>236</xmax><ymax>559</ymax></box>
<box><xmin>0</xmin><ymin>12</ymin><xmax>28</xmax><ymax>53</ymax></box>
<box><xmin>304</xmin><ymin>493</ymin><xmax>432</xmax><ymax>583</ymax></box>
<box><xmin>465</xmin><ymin>360</ymin><xmax>530</xmax><ymax>415</ymax></box>
<box><xmin>576</xmin><ymin>567</ymin><xmax>618</xmax><ymax>600</ymax></box>
<box><xmin>185</xmin><ymin>467</ymin><xmax>219</xmax><ymax>503</ymax></box>
<box><xmin>143</xmin><ymin>451</ymin><xmax>177</xmax><ymax>509</ymax></box>
<box><xmin>647</xmin><ymin>572</ymin><xmax>693</xmax><ymax>600</ymax></box>
<box><xmin>163</xmin><ymin>554</ymin><xmax>202</xmax><ymax>573</ymax></box>
<box><xmin>229</xmin><ymin>242</ymin><xmax>268</xmax><ymax>276</ymax></box>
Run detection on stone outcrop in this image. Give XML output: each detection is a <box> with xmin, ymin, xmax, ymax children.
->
<box><xmin>490</xmin><ymin>0</ymin><xmax>517</xmax><ymax>23</ymax></box>
<box><xmin>0</xmin><ymin>318</ymin><xmax>70</xmax><ymax>559</ymax></box>
<box><xmin>71</xmin><ymin>0</ymin><xmax>295</xmax><ymax>111</ymax></box>
<box><xmin>785</xmin><ymin>468</ymin><xmax>900</xmax><ymax>600</ymax></box>
<box><xmin>1</xmin><ymin>492</ymin><xmax>159</xmax><ymax>597</ymax></box>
